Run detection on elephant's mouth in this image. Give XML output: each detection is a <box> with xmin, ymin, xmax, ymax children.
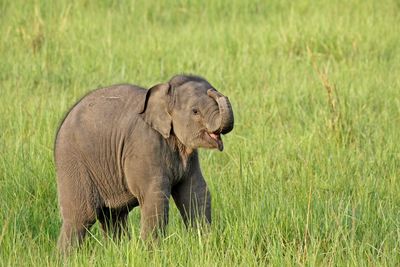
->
<box><xmin>205</xmin><ymin>132</ymin><xmax>224</xmax><ymax>151</ymax></box>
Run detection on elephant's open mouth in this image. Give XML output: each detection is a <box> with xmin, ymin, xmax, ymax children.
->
<box><xmin>206</xmin><ymin>132</ymin><xmax>224</xmax><ymax>151</ymax></box>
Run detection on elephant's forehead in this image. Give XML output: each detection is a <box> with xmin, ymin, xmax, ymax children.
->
<box><xmin>176</xmin><ymin>81</ymin><xmax>212</xmax><ymax>94</ymax></box>
<box><xmin>175</xmin><ymin>88</ymin><xmax>215</xmax><ymax>108</ymax></box>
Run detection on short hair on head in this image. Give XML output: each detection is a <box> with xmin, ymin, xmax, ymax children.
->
<box><xmin>169</xmin><ymin>74</ymin><xmax>211</xmax><ymax>88</ymax></box>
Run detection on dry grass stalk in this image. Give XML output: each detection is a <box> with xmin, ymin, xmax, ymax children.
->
<box><xmin>307</xmin><ymin>46</ymin><xmax>341</xmax><ymax>131</ymax></box>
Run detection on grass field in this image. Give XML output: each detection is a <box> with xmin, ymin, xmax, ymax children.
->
<box><xmin>1</xmin><ymin>0</ymin><xmax>399</xmax><ymax>266</ymax></box>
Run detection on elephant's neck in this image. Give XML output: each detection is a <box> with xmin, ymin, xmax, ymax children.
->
<box><xmin>167</xmin><ymin>134</ymin><xmax>194</xmax><ymax>168</ymax></box>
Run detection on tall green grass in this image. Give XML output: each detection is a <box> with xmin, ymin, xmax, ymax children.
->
<box><xmin>1</xmin><ymin>0</ymin><xmax>399</xmax><ymax>265</ymax></box>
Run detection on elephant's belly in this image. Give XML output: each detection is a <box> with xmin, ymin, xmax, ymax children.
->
<box><xmin>89</xmin><ymin>170</ymin><xmax>137</xmax><ymax>209</ymax></box>
<box><xmin>104</xmin><ymin>190</ymin><xmax>137</xmax><ymax>209</ymax></box>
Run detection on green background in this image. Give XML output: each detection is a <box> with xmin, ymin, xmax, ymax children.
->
<box><xmin>0</xmin><ymin>0</ymin><xmax>399</xmax><ymax>265</ymax></box>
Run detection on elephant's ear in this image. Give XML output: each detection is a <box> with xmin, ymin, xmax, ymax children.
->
<box><xmin>139</xmin><ymin>83</ymin><xmax>172</xmax><ymax>139</ymax></box>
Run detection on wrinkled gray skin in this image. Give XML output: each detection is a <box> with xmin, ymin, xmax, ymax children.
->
<box><xmin>55</xmin><ymin>75</ymin><xmax>234</xmax><ymax>253</ymax></box>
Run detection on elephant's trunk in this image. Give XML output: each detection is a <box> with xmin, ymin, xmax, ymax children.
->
<box><xmin>207</xmin><ymin>89</ymin><xmax>234</xmax><ymax>134</ymax></box>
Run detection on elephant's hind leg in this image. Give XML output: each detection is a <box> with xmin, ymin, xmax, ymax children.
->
<box><xmin>57</xmin><ymin>197</ymin><xmax>97</xmax><ymax>254</ymax></box>
<box><xmin>58</xmin><ymin>219</ymin><xmax>95</xmax><ymax>254</ymax></box>
<box><xmin>56</xmin><ymin>160</ymin><xmax>98</xmax><ymax>254</ymax></box>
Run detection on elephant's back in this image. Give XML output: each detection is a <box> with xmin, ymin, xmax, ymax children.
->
<box><xmin>54</xmin><ymin>84</ymin><xmax>147</xmax><ymax>169</ymax></box>
<box><xmin>55</xmin><ymin>84</ymin><xmax>145</xmax><ymax>146</ymax></box>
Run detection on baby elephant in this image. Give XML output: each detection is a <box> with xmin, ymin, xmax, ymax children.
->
<box><xmin>55</xmin><ymin>75</ymin><xmax>234</xmax><ymax>253</ymax></box>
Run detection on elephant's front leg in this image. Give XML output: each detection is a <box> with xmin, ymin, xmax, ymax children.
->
<box><xmin>139</xmin><ymin>179</ymin><xmax>171</xmax><ymax>240</ymax></box>
<box><xmin>172</xmin><ymin>173</ymin><xmax>211</xmax><ymax>227</ymax></box>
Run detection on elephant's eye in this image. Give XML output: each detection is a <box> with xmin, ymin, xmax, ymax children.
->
<box><xmin>192</xmin><ymin>108</ymin><xmax>199</xmax><ymax>115</ymax></box>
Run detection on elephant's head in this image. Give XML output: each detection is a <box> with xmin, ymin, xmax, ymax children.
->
<box><xmin>139</xmin><ymin>75</ymin><xmax>234</xmax><ymax>152</ymax></box>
